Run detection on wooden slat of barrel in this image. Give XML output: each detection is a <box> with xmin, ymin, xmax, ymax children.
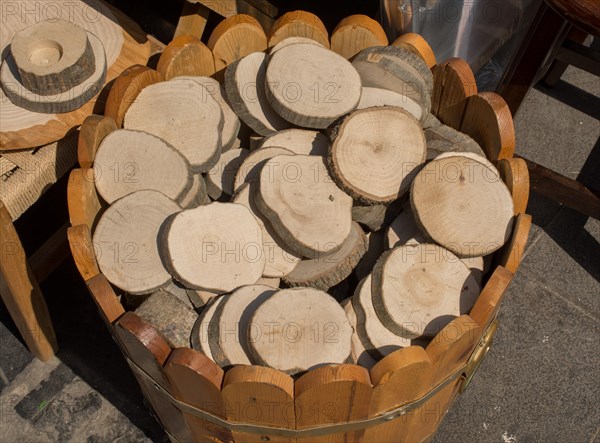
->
<box><xmin>67</xmin><ymin>225</ymin><xmax>100</xmax><ymax>282</ymax></box>
<box><xmin>495</xmin><ymin>213</ymin><xmax>532</xmax><ymax>273</ymax></box>
<box><xmin>295</xmin><ymin>364</ymin><xmax>372</xmax><ymax>443</ymax></box>
<box><xmin>498</xmin><ymin>158</ymin><xmax>530</xmax><ymax>215</ymax></box>
<box><xmin>222</xmin><ymin>365</ymin><xmax>295</xmax><ymax>443</ymax></box>
<box><xmin>364</xmin><ymin>347</ymin><xmax>434</xmax><ymax>442</ymax></box>
<box><xmin>114</xmin><ymin>312</ymin><xmax>193</xmax><ymax>443</ymax></box>
<box><xmin>431</xmin><ymin>58</ymin><xmax>477</xmax><ymax>130</ymax></box>
<box><xmin>67</xmin><ymin>168</ymin><xmax>103</xmax><ymax>231</ymax></box>
<box><xmin>470</xmin><ymin>266</ymin><xmax>514</xmax><ymax>330</ymax></box>
<box><xmin>164</xmin><ymin>348</ymin><xmax>232</xmax><ymax>443</ymax></box>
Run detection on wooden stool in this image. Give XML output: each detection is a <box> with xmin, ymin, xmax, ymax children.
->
<box><xmin>0</xmin><ymin>135</ymin><xmax>79</xmax><ymax>361</ymax></box>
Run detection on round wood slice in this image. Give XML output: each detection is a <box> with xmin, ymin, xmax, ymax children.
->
<box><xmin>254</xmin><ymin>155</ymin><xmax>353</xmax><ymax>258</ymax></box>
<box><xmin>268</xmin><ymin>11</ymin><xmax>330</xmax><ymax>49</ymax></box>
<box><xmin>249</xmin><ymin>133</ymin><xmax>264</xmax><ymax>151</ymax></box>
<box><xmin>356</xmin><ymin>87</ymin><xmax>424</xmax><ymax>123</ymax></box>
<box><xmin>105</xmin><ymin>65</ymin><xmax>163</xmax><ymax>127</ymax></box>
<box><xmin>256</xmin><ymin>277</ymin><xmax>281</xmax><ymax>289</ymax></box>
<box><xmin>330</xmin><ymin>15</ymin><xmax>388</xmax><ymax>59</ymax></box>
<box><xmin>270</xmin><ymin>36</ymin><xmax>324</xmax><ymax>54</ymax></box>
<box><xmin>425</xmin><ymin>124</ymin><xmax>486</xmax><ymax>158</ymax></box>
<box><xmin>93</xmin><ymin>129</ymin><xmax>192</xmax><ymax>204</ymax></box>
<box><xmin>371</xmin><ymin>243</ymin><xmax>481</xmax><ymax>338</ymax></box>
<box><xmin>343</xmin><ymin>298</ymin><xmax>378</xmax><ymax>369</ymax></box>
<box><xmin>411</xmin><ymin>155</ymin><xmax>514</xmax><ymax>257</ymax></box>
<box><xmin>232</xmin><ymin>183</ymin><xmax>301</xmax><ymax>278</ymax></box>
<box><xmin>178</xmin><ymin>173</ymin><xmax>210</xmax><ymax>209</ymax></box>
<box><xmin>433</xmin><ymin>151</ymin><xmax>499</xmax><ymax>175</ymax></box>
<box><xmin>191</xmin><ymin>295</ymin><xmax>225</xmax><ymax>360</ymax></box>
<box><xmin>233</xmin><ymin>146</ymin><xmax>294</xmax><ymax>191</ymax></box>
<box><xmin>207</xmin><ymin>14</ymin><xmax>268</xmax><ymax>72</ymax></box>
<box><xmin>283</xmin><ymin>222</ymin><xmax>367</xmax><ymax>290</ymax></box>
<box><xmin>352</xmin><ymin>274</ymin><xmax>411</xmax><ymax>359</ymax></box>
<box><xmin>1</xmin><ymin>31</ymin><xmax>107</xmax><ymax>113</ymax></box>
<box><xmin>224</xmin><ymin>52</ymin><xmax>290</xmax><ymax>136</ymax></box>
<box><xmin>355</xmin><ymin>229</ymin><xmax>386</xmax><ymax>282</ymax></box>
<box><xmin>265</xmin><ymin>43</ymin><xmax>362</xmax><ymax>129</ymax></box>
<box><xmin>162</xmin><ymin>202</ymin><xmax>265</xmax><ymax>293</ymax></box>
<box><xmin>248</xmin><ymin>287</ymin><xmax>353</xmax><ymax>374</ymax></box>
<box><xmin>124</xmin><ymin>78</ymin><xmax>223</xmax><ymax>172</ymax></box>
<box><xmin>257</xmin><ymin>129</ymin><xmax>330</xmax><ymax>156</ymax></box>
<box><xmin>77</xmin><ymin>114</ymin><xmax>117</xmax><ymax>168</ymax></box>
<box><xmin>328</xmin><ymin>106</ymin><xmax>426</xmax><ymax>204</ymax></box>
<box><xmin>392</xmin><ymin>33</ymin><xmax>437</xmax><ymax>68</ymax></box>
<box><xmin>93</xmin><ymin>189</ymin><xmax>181</xmax><ymax>294</ymax></box>
<box><xmin>156</xmin><ymin>34</ymin><xmax>215</xmax><ymax>80</ymax></box>
<box><xmin>206</xmin><ymin>148</ymin><xmax>250</xmax><ymax>200</ymax></box>
<box><xmin>135</xmin><ymin>289</ymin><xmax>198</xmax><ymax>348</ymax></box>
<box><xmin>163</xmin><ymin>279</ymin><xmax>207</xmax><ymax>310</ymax></box>
<box><xmin>385</xmin><ymin>204</ymin><xmax>427</xmax><ymax>249</ymax></box>
<box><xmin>177</xmin><ymin>76</ymin><xmax>241</xmax><ymax>151</ymax></box>
<box><xmin>352</xmin><ymin>45</ymin><xmax>433</xmax><ymax>116</ymax></box>
<box><xmin>209</xmin><ymin>285</ymin><xmax>276</xmax><ymax>366</ymax></box>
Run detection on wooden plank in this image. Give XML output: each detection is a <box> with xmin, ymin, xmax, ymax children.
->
<box><xmin>431</xmin><ymin>58</ymin><xmax>477</xmax><ymax>130</ymax></box>
<box><xmin>470</xmin><ymin>266</ymin><xmax>514</xmax><ymax>330</ymax></box>
<box><xmin>517</xmin><ymin>155</ymin><xmax>600</xmax><ymax>220</ymax></box>
<box><xmin>460</xmin><ymin>92</ymin><xmax>516</xmax><ymax>161</ymax></box>
<box><xmin>67</xmin><ymin>168</ymin><xmax>103</xmax><ymax>231</ymax></box>
<box><xmin>85</xmin><ymin>274</ymin><xmax>125</xmax><ymax>325</ymax></box>
<box><xmin>114</xmin><ymin>312</ymin><xmax>193</xmax><ymax>443</ymax></box>
<box><xmin>497</xmin><ymin>157</ymin><xmax>530</xmax><ymax>215</ymax></box>
<box><xmin>174</xmin><ymin>2</ymin><xmax>211</xmax><ymax>39</ymax></box>
<box><xmin>68</xmin><ymin>225</ymin><xmax>101</xmax><ymax>282</ymax></box>
<box><xmin>495</xmin><ymin>213</ymin><xmax>532</xmax><ymax>274</ymax></box>
<box><xmin>77</xmin><ymin>114</ymin><xmax>117</xmax><ymax>168</ymax></box>
<box><xmin>30</xmin><ymin>223</ymin><xmax>69</xmax><ymax>283</ymax></box>
<box><xmin>295</xmin><ymin>364</ymin><xmax>372</xmax><ymax>442</ymax></box>
<box><xmin>164</xmin><ymin>348</ymin><xmax>232</xmax><ymax>442</ymax></box>
<box><xmin>364</xmin><ymin>347</ymin><xmax>434</xmax><ymax>442</ymax></box>
<box><xmin>0</xmin><ymin>201</ymin><xmax>58</xmax><ymax>361</ymax></box>
<box><xmin>222</xmin><ymin>365</ymin><xmax>294</xmax><ymax>443</ymax></box>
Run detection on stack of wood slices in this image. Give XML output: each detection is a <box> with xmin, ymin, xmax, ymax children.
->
<box><xmin>88</xmin><ymin>12</ymin><xmax>515</xmax><ymax>375</ymax></box>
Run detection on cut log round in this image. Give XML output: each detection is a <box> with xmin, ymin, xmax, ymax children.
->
<box><xmin>124</xmin><ymin>78</ymin><xmax>223</xmax><ymax>173</ymax></box>
<box><xmin>385</xmin><ymin>205</ymin><xmax>427</xmax><ymax>249</ymax></box>
<box><xmin>352</xmin><ymin>45</ymin><xmax>433</xmax><ymax>117</ymax></box>
<box><xmin>411</xmin><ymin>154</ymin><xmax>514</xmax><ymax>257</ymax></box>
<box><xmin>178</xmin><ymin>173</ymin><xmax>209</xmax><ymax>209</ymax></box>
<box><xmin>268</xmin><ymin>11</ymin><xmax>329</xmax><ymax>49</ymax></box>
<box><xmin>177</xmin><ymin>76</ymin><xmax>241</xmax><ymax>151</ymax></box>
<box><xmin>1</xmin><ymin>30</ymin><xmax>107</xmax><ymax>114</ymax></box>
<box><xmin>425</xmin><ymin>124</ymin><xmax>486</xmax><ymax>158</ymax></box>
<box><xmin>77</xmin><ymin>114</ymin><xmax>117</xmax><ymax>168</ymax></box>
<box><xmin>330</xmin><ymin>15</ymin><xmax>388</xmax><ymax>59</ymax></box>
<box><xmin>191</xmin><ymin>296</ymin><xmax>225</xmax><ymax>361</ymax></box>
<box><xmin>256</xmin><ymin>277</ymin><xmax>281</xmax><ymax>289</ymax></box>
<box><xmin>233</xmin><ymin>146</ymin><xmax>294</xmax><ymax>191</ymax></box>
<box><xmin>206</xmin><ymin>148</ymin><xmax>250</xmax><ymax>200</ymax></box>
<box><xmin>392</xmin><ymin>33</ymin><xmax>437</xmax><ymax>68</ymax></box>
<box><xmin>265</xmin><ymin>43</ymin><xmax>362</xmax><ymax>129</ymax></box>
<box><xmin>270</xmin><ymin>36</ymin><xmax>324</xmax><ymax>54</ymax></box>
<box><xmin>248</xmin><ymin>287</ymin><xmax>353</xmax><ymax>374</ymax></box>
<box><xmin>93</xmin><ymin>189</ymin><xmax>181</xmax><ymax>294</ymax></box>
<box><xmin>283</xmin><ymin>222</ymin><xmax>367</xmax><ymax>290</ymax></box>
<box><xmin>105</xmin><ymin>65</ymin><xmax>163</xmax><ymax>127</ymax></box>
<box><xmin>356</xmin><ymin>87</ymin><xmax>424</xmax><ymax>123</ymax></box>
<box><xmin>135</xmin><ymin>289</ymin><xmax>198</xmax><ymax>348</ymax></box>
<box><xmin>434</xmin><ymin>151</ymin><xmax>499</xmax><ymax>175</ymax></box>
<box><xmin>255</xmin><ymin>155</ymin><xmax>353</xmax><ymax>258</ymax></box>
<box><xmin>328</xmin><ymin>106</ymin><xmax>426</xmax><ymax>204</ymax></box>
<box><xmin>352</xmin><ymin>274</ymin><xmax>411</xmax><ymax>359</ymax></box>
<box><xmin>209</xmin><ymin>285</ymin><xmax>276</xmax><ymax>366</ymax></box>
<box><xmin>343</xmin><ymin>299</ymin><xmax>378</xmax><ymax>369</ymax></box>
<box><xmin>224</xmin><ymin>52</ymin><xmax>290</xmax><ymax>136</ymax></box>
<box><xmin>371</xmin><ymin>243</ymin><xmax>481</xmax><ymax>338</ymax></box>
<box><xmin>162</xmin><ymin>202</ymin><xmax>265</xmax><ymax>293</ymax></box>
<box><xmin>156</xmin><ymin>34</ymin><xmax>215</xmax><ymax>80</ymax></box>
<box><xmin>232</xmin><ymin>183</ymin><xmax>301</xmax><ymax>278</ymax></box>
<box><xmin>93</xmin><ymin>129</ymin><xmax>192</xmax><ymax>204</ymax></box>
<box><xmin>207</xmin><ymin>14</ymin><xmax>268</xmax><ymax>72</ymax></box>
<box><xmin>257</xmin><ymin>129</ymin><xmax>330</xmax><ymax>156</ymax></box>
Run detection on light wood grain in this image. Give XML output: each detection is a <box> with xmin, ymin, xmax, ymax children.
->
<box><xmin>206</xmin><ymin>148</ymin><xmax>250</xmax><ymax>200</ymax></box>
<box><xmin>392</xmin><ymin>33</ymin><xmax>437</xmax><ymax>68</ymax></box>
<box><xmin>330</xmin><ymin>14</ymin><xmax>388</xmax><ymax>59</ymax></box>
<box><xmin>67</xmin><ymin>168</ymin><xmax>102</xmax><ymax>231</ymax></box>
<box><xmin>157</xmin><ymin>34</ymin><xmax>215</xmax><ymax>80</ymax></box>
<box><xmin>258</xmin><ymin>129</ymin><xmax>330</xmax><ymax>156</ymax></box>
<box><xmin>431</xmin><ymin>58</ymin><xmax>477</xmax><ymax>129</ymax></box>
<box><xmin>497</xmin><ymin>157</ymin><xmax>530</xmax><ymax>215</ymax></box>
<box><xmin>268</xmin><ymin>10</ymin><xmax>329</xmax><ymax>49</ymax></box>
<box><xmin>77</xmin><ymin>114</ymin><xmax>117</xmax><ymax>168</ymax></box>
<box><xmin>495</xmin><ymin>212</ymin><xmax>532</xmax><ymax>274</ymax></box>
<box><xmin>67</xmin><ymin>225</ymin><xmax>100</xmax><ymax>282</ymax></box>
<box><xmin>233</xmin><ymin>146</ymin><xmax>294</xmax><ymax>191</ymax></box>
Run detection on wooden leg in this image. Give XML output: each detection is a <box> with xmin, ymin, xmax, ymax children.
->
<box><xmin>174</xmin><ymin>2</ymin><xmax>211</xmax><ymax>39</ymax></box>
<box><xmin>0</xmin><ymin>202</ymin><xmax>58</xmax><ymax>361</ymax></box>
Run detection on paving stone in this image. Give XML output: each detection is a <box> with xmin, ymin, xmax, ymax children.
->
<box><xmin>0</xmin><ymin>315</ymin><xmax>32</xmax><ymax>391</ymax></box>
<box><xmin>435</xmin><ymin>270</ymin><xmax>600</xmax><ymax>442</ymax></box>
